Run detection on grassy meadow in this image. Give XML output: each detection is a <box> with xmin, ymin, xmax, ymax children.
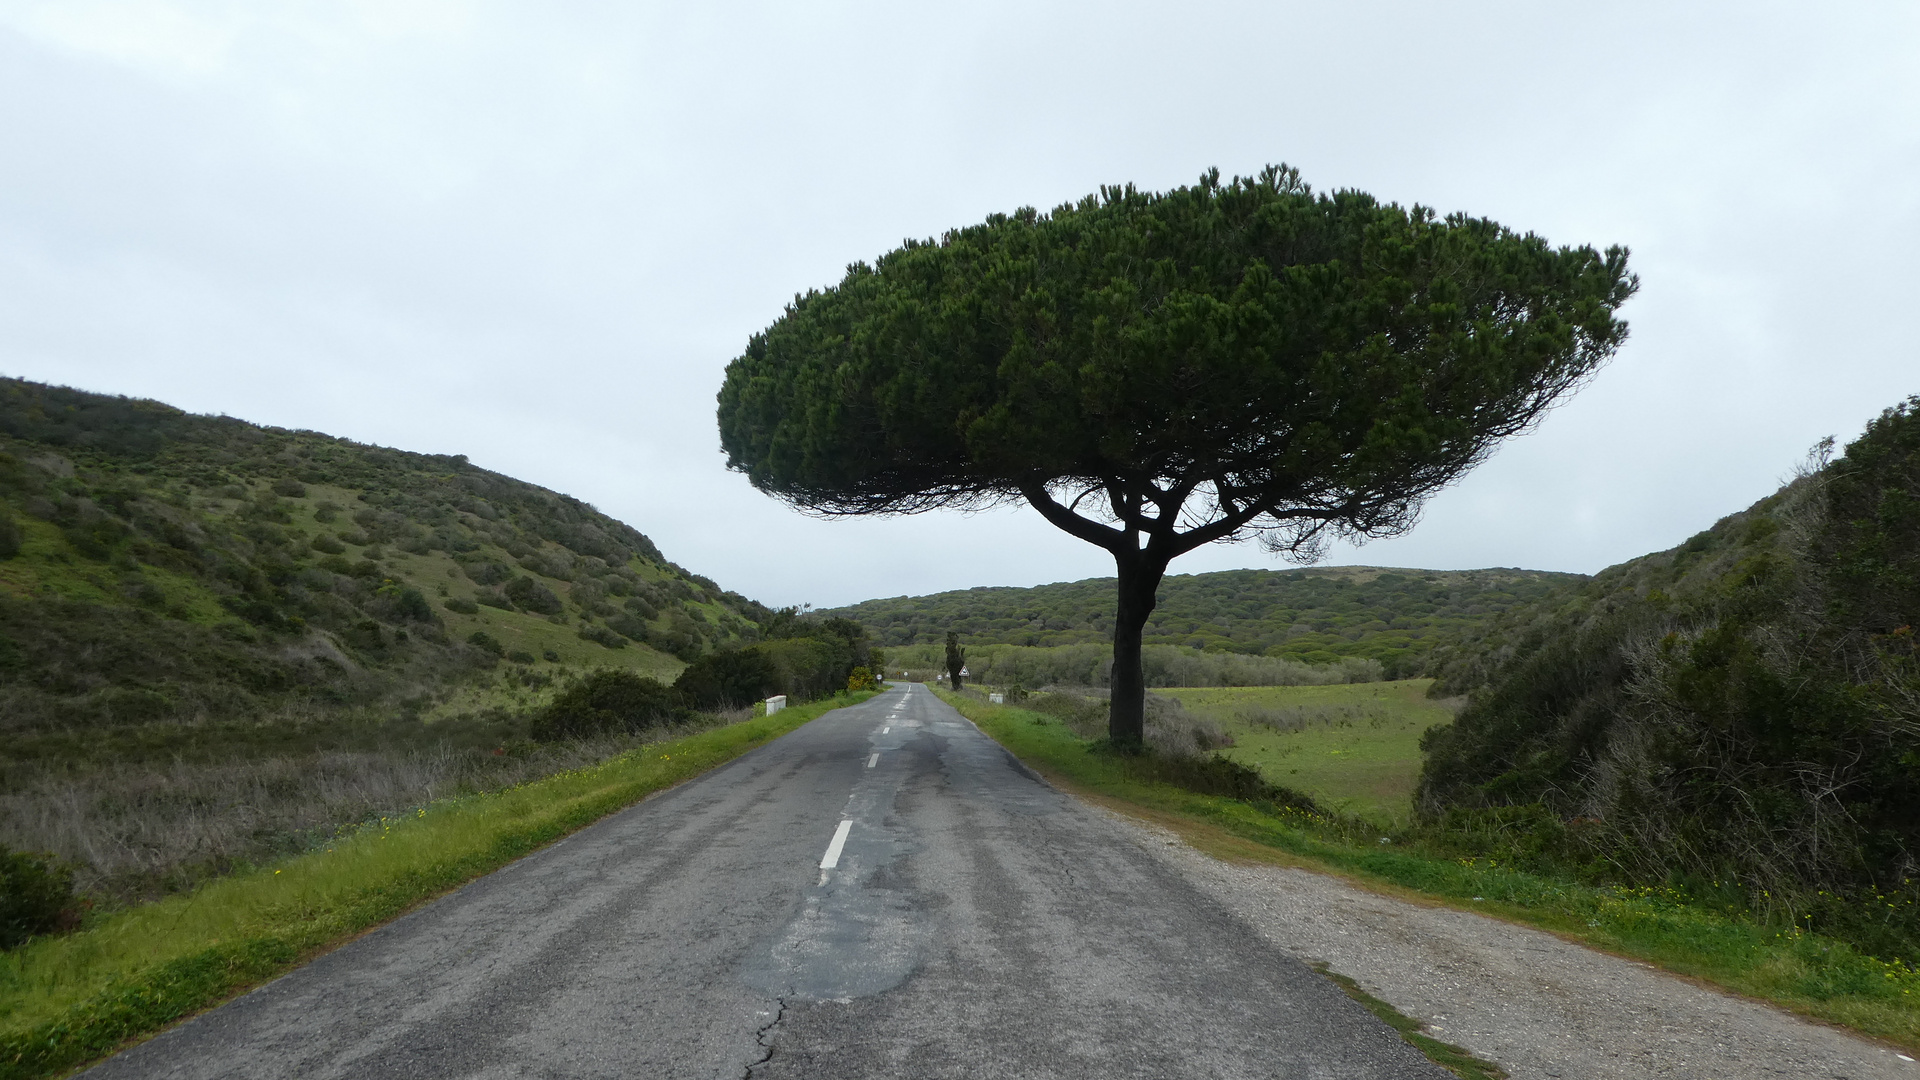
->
<box><xmin>1158</xmin><ymin>681</ymin><xmax>1458</xmax><ymax>825</ymax></box>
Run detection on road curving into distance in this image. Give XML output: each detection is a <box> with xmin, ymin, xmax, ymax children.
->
<box><xmin>87</xmin><ymin>683</ymin><xmax>1445</xmax><ymax>1079</ymax></box>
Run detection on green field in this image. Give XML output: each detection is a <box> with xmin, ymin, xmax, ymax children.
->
<box><xmin>1160</xmin><ymin>680</ymin><xmax>1456</xmax><ymax>825</ymax></box>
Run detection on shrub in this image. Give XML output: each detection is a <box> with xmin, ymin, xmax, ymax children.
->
<box><xmin>0</xmin><ymin>507</ymin><xmax>19</xmax><ymax>560</ymax></box>
<box><xmin>0</xmin><ymin>846</ymin><xmax>77</xmax><ymax>949</ymax></box>
<box><xmin>474</xmin><ymin>588</ymin><xmax>514</xmax><ymax>610</ymax></box>
<box><xmin>466</xmin><ymin>631</ymin><xmax>505</xmax><ymax>657</ymax></box>
<box><xmin>606</xmin><ymin>613</ymin><xmax>650</xmax><ymax>642</ymax></box>
<box><xmin>270</xmin><ymin>478</ymin><xmax>307</xmax><ymax>498</ymax></box>
<box><xmin>312</xmin><ymin>500</ymin><xmax>340</xmax><ymax>524</ymax></box>
<box><xmin>507</xmin><ymin>649</ymin><xmax>536</xmax><ymax>664</ymax></box>
<box><xmin>444</xmin><ymin>597</ymin><xmax>479</xmax><ymax>615</ymax></box>
<box><xmin>373</xmin><ymin>584</ymin><xmax>436</xmax><ymax>624</ymax></box>
<box><xmin>503</xmin><ymin>576</ymin><xmax>564</xmax><ymax>615</ymax></box>
<box><xmin>530</xmin><ymin>669</ymin><xmax>683</xmax><ymax>740</ymax></box>
<box><xmin>461</xmin><ymin>560</ymin><xmax>513</xmax><ymax>586</ymax></box>
<box><xmin>310</xmin><ymin>534</ymin><xmax>345</xmax><ymax>555</ymax></box>
<box><xmin>542</xmin><ymin>649</ymin><xmax>561</xmax><ymax>662</ymax></box>
<box><xmin>674</xmin><ymin>647</ymin><xmax>779</xmax><ymax>710</ymax></box>
<box><xmin>847</xmin><ymin>666</ymin><xmax>881</xmax><ymax>691</ymax></box>
<box><xmin>577</xmin><ymin>625</ymin><xmax>627</xmax><ymax>650</ymax></box>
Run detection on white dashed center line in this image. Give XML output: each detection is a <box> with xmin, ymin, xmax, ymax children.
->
<box><xmin>867</xmin><ymin>753</ymin><xmax>879</xmax><ymax>768</ymax></box>
<box><xmin>819</xmin><ymin>819</ymin><xmax>853</xmax><ymax>869</ymax></box>
<box><xmin>882</xmin><ymin>726</ymin><xmax>890</xmax><ymax>734</ymax></box>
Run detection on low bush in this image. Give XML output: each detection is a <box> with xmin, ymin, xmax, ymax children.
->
<box><xmin>576</xmin><ymin>625</ymin><xmax>626</xmax><ymax>650</ymax></box>
<box><xmin>530</xmin><ymin>670</ymin><xmax>683</xmax><ymax>740</ymax></box>
<box><xmin>1</xmin><ymin>847</ymin><xmax>77</xmax><ymax>949</ymax></box>
<box><xmin>310</xmin><ymin>534</ymin><xmax>345</xmax><ymax>555</ymax></box>
<box><xmin>506</xmin><ymin>650</ymin><xmax>536</xmax><ymax>665</ymax></box>
<box><xmin>466</xmin><ymin>631</ymin><xmax>505</xmax><ymax>658</ymax></box>
<box><xmin>674</xmin><ymin>647</ymin><xmax>778</xmax><ymax>710</ymax></box>
<box><xmin>444</xmin><ymin>597</ymin><xmax>478</xmax><ymax>615</ymax></box>
<box><xmin>503</xmin><ymin>576</ymin><xmax>564</xmax><ymax>616</ymax></box>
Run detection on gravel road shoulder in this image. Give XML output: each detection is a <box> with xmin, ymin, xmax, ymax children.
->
<box><xmin>1108</xmin><ymin>810</ymin><xmax>1919</xmax><ymax>1080</ymax></box>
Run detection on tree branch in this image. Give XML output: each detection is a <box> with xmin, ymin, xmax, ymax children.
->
<box><xmin>1021</xmin><ymin>482</ymin><xmax>1128</xmax><ymax>553</ymax></box>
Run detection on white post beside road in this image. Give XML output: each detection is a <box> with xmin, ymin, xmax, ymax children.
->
<box><xmin>765</xmin><ymin>695</ymin><xmax>786</xmax><ymax>716</ymax></box>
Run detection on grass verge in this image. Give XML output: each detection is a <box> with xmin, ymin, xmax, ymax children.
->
<box><xmin>0</xmin><ymin>692</ymin><xmax>871</xmax><ymax>1080</ymax></box>
<box><xmin>936</xmin><ymin>689</ymin><xmax>1920</xmax><ymax>1053</ymax></box>
<box><xmin>1309</xmin><ymin>962</ymin><xmax>1507</xmax><ymax>1080</ymax></box>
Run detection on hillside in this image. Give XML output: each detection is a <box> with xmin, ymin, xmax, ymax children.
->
<box><xmin>0</xmin><ymin>377</ymin><xmax>766</xmax><ymax>755</ymax></box>
<box><xmin>828</xmin><ymin>565</ymin><xmax>1582</xmax><ymax>678</ymax></box>
<box><xmin>1418</xmin><ymin>397</ymin><xmax>1920</xmax><ymax>956</ymax></box>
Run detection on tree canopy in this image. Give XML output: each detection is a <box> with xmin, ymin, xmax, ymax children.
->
<box><xmin>718</xmin><ymin>166</ymin><xmax>1636</xmax><ymax>744</ymax></box>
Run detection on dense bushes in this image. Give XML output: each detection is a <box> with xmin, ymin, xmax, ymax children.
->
<box><xmin>828</xmin><ymin>566</ymin><xmax>1577</xmax><ymax>674</ymax></box>
<box><xmin>1</xmin><ymin>846</ymin><xmax>76</xmax><ymax>949</ymax></box>
<box><xmin>673</xmin><ymin>647</ymin><xmax>778</xmax><ymax>710</ymax></box>
<box><xmin>0</xmin><ymin>376</ymin><xmax>770</xmax><ymax>736</ymax></box>
<box><xmin>1418</xmin><ymin>397</ymin><xmax>1920</xmax><ymax>958</ymax></box>
<box><xmin>886</xmin><ymin>641</ymin><xmax>1384</xmax><ymax>689</ymax></box>
<box><xmin>529</xmin><ymin>670</ymin><xmax>684</xmax><ymax>740</ymax></box>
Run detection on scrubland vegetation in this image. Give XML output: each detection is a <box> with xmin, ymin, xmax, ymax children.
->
<box><xmin>1417</xmin><ymin>397</ymin><xmax>1920</xmax><ymax>964</ymax></box>
<box><xmin>942</xmin><ymin>687</ymin><xmax>1920</xmax><ymax>1049</ymax></box>
<box><xmin>0</xmin><ymin>378</ymin><xmax>875</xmax><ymax>949</ymax></box>
<box><xmin>832</xmin><ymin>566</ymin><xmax>1576</xmax><ymax>677</ymax></box>
<box><xmin>883</xmin><ymin>640</ymin><xmax>1385</xmax><ymax>689</ymax></box>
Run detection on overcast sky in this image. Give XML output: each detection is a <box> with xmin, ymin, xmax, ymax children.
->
<box><xmin>1</xmin><ymin>1</ymin><xmax>1914</xmax><ymax>609</ymax></box>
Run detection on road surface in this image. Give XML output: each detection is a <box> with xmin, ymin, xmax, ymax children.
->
<box><xmin>88</xmin><ymin>684</ymin><xmax>1443</xmax><ymax>1079</ymax></box>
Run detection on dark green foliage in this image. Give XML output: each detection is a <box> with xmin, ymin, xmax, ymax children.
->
<box><xmin>827</xmin><ymin>566</ymin><xmax>1573</xmax><ymax>677</ymax></box>
<box><xmin>443</xmin><ymin>597</ymin><xmax>479</xmax><ymax>615</ymax></box>
<box><xmin>310</xmin><ymin>534</ymin><xmax>344</xmax><ymax>555</ymax></box>
<box><xmin>673</xmin><ymin>647</ymin><xmax>779</xmax><ymax>710</ymax></box>
<box><xmin>269</xmin><ymin>478</ymin><xmax>306</xmax><ymax>498</ymax></box>
<box><xmin>755</xmin><ymin>638</ymin><xmax>857</xmax><ymax>702</ymax></box>
<box><xmin>506</xmin><ymin>649</ymin><xmax>536</xmax><ymax>665</ymax></box>
<box><xmin>945</xmin><ymin>631</ymin><xmax>965</xmax><ymax>690</ymax></box>
<box><xmin>718</xmin><ymin>165</ymin><xmax>1634</xmax><ymax>747</ymax></box>
<box><xmin>502</xmin><ymin>575</ymin><xmax>563</xmax><ymax>615</ymax></box>
<box><xmin>371</xmin><ymin>584</ymin><xmax>436</xmax><ymax>624</ymax></box>
<box><xmin>0</xmin><ymin>504</ymin><xmax>19</xmax><ymax>559</ymax></box>
<box><xmin>1419</xmin><ymin>399</ymin><xmax>1920</xmax><ymax>959</ymax></box>
<box><xmin>474</xmin><ymin>588</ymin><xmax>513</xmax><ymax>611</ymax></box>
<box><xmin>576</xmin><ymin>624</ymin><xmax>627</xmax><ymax>650</ymax></box>
<box><xmin>466</xmin><ymin>631</ymin><xmax>505</xmax><ymax>657</ymax></box>
<box><xmin>1</xmin><ymin>846</ymin><xmax>77</xmax><ymax>948</ymax></box>
<box><xmin>529</xmin><ymin>669</ymin><xmax>682</xmax><ymax>740</ymax></box>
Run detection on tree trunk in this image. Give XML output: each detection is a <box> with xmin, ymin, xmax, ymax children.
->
<box><xmin>1109</xmin><ymin>551</ymin><xmax>1168</xmax><ymax>750</ymax></box>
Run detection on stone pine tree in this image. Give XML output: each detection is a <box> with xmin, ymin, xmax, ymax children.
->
<box><xmin>717</xmin><ymin>166</ymin><xmax>1636</xmax><ymax>748</ymax></box>
<box><xmin>945</xmin><ymin>631</ymin><xmax>966</xmax><ymax>691</ymax></box>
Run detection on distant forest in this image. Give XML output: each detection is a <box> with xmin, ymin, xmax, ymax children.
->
<box><xmin>827</xmin><ymin>566</ymin><xmax>1582</xmax><ymax>679</ymax></box>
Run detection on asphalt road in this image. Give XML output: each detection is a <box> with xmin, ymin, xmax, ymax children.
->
<box><xmin>89</xmin><ymin>684</ymin><xmax>1445</xmax><ymax>1079</ymax></box>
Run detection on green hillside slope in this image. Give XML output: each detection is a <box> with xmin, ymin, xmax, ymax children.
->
<box><xmin>828</xmin><ymin>565</ymin><xmax>1581</xmax><ymax>677</ymax></box>
<box><xmin>1418</xmin><ymin>397</ymin><xmax>1920</xmax><ymax>956</ymax></box>
<box><xmin>0</xmin><ymin>377</ymin><xmax>766</xmax><ymax>752</ymax></box>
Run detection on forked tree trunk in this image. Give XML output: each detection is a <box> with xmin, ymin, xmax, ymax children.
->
<box><xmin>1109</xmin><ymin>551</ymin><xmax>1169</xmax><ymax>750</ymax></box>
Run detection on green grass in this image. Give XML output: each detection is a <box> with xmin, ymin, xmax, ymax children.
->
<box><xmin>937</xmin><ymin>688</ymin><xmax>1920</xmax><ymax>1053</ymax></box>
<box><xmin>1309</xmin><ymin>962</ymin><xmax>1507</xmax><ymax>1080</ymax></box>
<box><xmin>0</xmin><ymin>692</ymin><xmax>871</xmax><ymax>1080</ymax></box>
<box><xmin>1159</xmin><ymin>680</ymin><xmax>1455</xmax><ymax>825</ymax></box>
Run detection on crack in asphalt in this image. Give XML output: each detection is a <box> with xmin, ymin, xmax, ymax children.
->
<box><xmin>744</xmin><ymin>996</ymin><xmax>789</xmax><ymax>1078</ymax></box>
